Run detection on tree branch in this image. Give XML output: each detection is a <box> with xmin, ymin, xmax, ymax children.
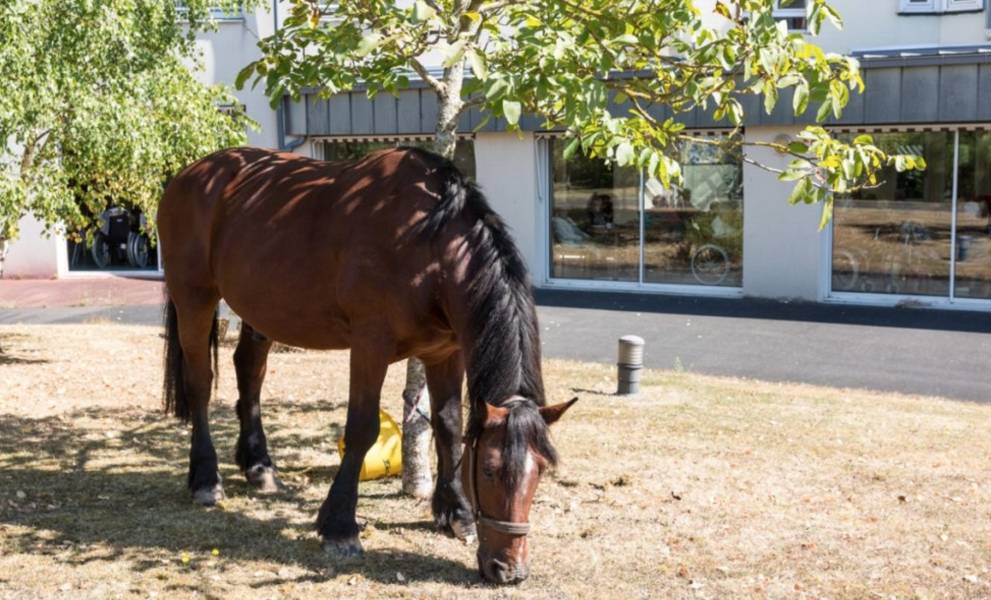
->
<box><xmin>410</xmin><ymin>58</ymin><xmax>445</xmax><ymax>94</ymax></box>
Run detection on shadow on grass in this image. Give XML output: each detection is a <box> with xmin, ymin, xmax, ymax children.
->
<box><xmin>0</xmin><ymin>401</ymin><xmax>476</xmax><ymax>587</ymax></box>
<box><xmin>0</xmin><ymin>332</ymin><xmax>50</xmax><ymax>365</ymax></box>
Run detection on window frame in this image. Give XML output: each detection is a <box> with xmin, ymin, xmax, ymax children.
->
<box><xmin>898</xmin><ymin>0</ymin><xmax>984</xmax><ymax>13</ymax></box>
<box><xmin>174</xmin><ymin>2</ymin><xmax>246</xmax><ymax>22</ymax></box>
<box><xmin>542</xmin><ymin>134</ymin><xmax>745</xmax><ymax>293</ymax></box>
<box><xmin>899</xmin><ymin>0</ymin><xmax>938</xmax><ymax>13</ymax></box>
<box><xmin>772</xmin><ymin>0</ymin><xmax>809</xmax><ymax>32</ymax></box>
<box><xmin>945</xmin><ymin>0</ymin><xmax>984</xmax><ymax>12</ymax></box>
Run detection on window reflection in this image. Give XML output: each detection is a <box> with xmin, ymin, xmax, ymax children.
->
<box><xmin>953</xmin><ymin>132</ymin><xmax>991</xmax><ymax>300</ymax></box>
<box><xmin>832</xmin><ymin>132</ymin><xmax>953</xmax><ymax>296</ymax></box>
<box><xmin>643</xmin><ymin>140</ymin><xmax>743</xmax><ymax>286</ymax></box>
<box><xmin>549</xmin><ymin>141</ymin><xmax>640</xmax><ymax>281</ymax></box>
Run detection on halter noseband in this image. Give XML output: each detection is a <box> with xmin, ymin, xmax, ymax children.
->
<box><xmin>463</xmin><ymin>397</ymin><xmax>533</xmax><ymax>537</ymax></box>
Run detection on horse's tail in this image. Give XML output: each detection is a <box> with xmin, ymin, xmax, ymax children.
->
<box><xmin>163</xmin><ymin>296</ymin><xmax>219</xmax><ymax>422</ymax></box>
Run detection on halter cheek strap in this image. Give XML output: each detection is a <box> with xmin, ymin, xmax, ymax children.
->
<box><xmin>464</xmin><ymin>439</ymin><xmax>531</xmax><ymax>537</ymax></box>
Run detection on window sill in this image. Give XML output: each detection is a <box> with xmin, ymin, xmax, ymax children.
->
<box><xmin>897</xmin><ymin>9</ymin><xmax>985</xmax><ymax>15</ymax></box>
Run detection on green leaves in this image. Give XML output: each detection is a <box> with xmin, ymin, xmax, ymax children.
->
<box><xmin>0</xmin><ymin>0</ymin><xmax>251</xmax><ymax>241</ymax></box>
<box><xmin>502</xmin><ymin>99</ymin><xmax>522</xmax><ymax>126</ymax></box>
<box><xmin>467</xmin><ymin>49</ymin><xmax>488</xmax><ymax>81</ymax></box>
<box><xmin>239</xmin><ymin>0</ymin><xmax>916</xmax><ymax>228</ymax></box>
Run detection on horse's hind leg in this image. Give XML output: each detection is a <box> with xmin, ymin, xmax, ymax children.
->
<box><xmin>317</xmin><ymin>332</ymin><xmax>390</xmax><ymax>557</ymax></box>
<box><xmin>233</xmin><ymin>322</ymin><xmax>279</xmax><ymax>492</ymax></box>
<box><xmin>424</xmin><ymin>353</ymin><xmax>475</xmax><ymax>541</ymax></box>
<box><xmin>173</xmin><ymin>293</ymin><xmax>225</xmax><ymax>505</ymax></box>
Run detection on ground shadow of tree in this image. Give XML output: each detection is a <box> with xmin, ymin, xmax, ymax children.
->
<box><xmin>0</xmin><ymin>332</ymin><xmax>50</xmax><ymax>365</ymax></box>
<box><xmin>0</xmin><ymin>401</ymin><xmax>477</xmax><ymax>588</ymax></box>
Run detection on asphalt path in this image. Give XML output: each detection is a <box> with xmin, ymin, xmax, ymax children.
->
<box><xmin>2</xmin><ymin>292</ymin><xmax>989</xmax><ymax>402</ymax></box>
<box><xmin>535</xmin><ymin>290</ymin><xmax>991</xmax><ymax>402</ymax></box>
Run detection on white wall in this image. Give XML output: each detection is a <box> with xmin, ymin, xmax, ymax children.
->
<box><xmin>3</xmin><ymin>214</ymin><xmax>61</xmax><ymax>279</ymax></box>
<box><xmin>695</xmin><ymin>0</ymin><xmax>987</xmax><ymax>52</ymax></box>
<box><xmin>742</xmin><ymin>126</ymin><xmax>828</xmax><ymax>301</ymax></box>
<box><xmin>817</xmin><ymin>0</ymin><xmax>988</xmax><ymax>53</ymax></box>
<box><xmin>474</xmin><ymin>132</ymin><xmax>543</xmax><ymax>280</ymax></box>
<box><xmin>186</xmin><ymin>4</ymin><xmax>287</xmax><ymax>149</ymax></box>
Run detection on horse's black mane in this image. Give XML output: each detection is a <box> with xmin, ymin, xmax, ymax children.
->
<box><xmin>405</xmin><ymin>147</ymin><xmax>556</xmax><ymax>485</ymax></box>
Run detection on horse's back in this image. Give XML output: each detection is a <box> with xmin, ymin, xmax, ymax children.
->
<box><xmin>160</xmin><ymin>146</ymin><xmax>458</xmax><ymax>354</ymax></box>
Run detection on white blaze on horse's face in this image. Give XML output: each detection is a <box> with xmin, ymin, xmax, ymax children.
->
<box><xmin>466</xmin><ymin>397</ymin><xmax>578</xmax><ymax>585</ymax></box>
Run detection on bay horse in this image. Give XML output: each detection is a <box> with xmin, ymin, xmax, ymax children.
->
<box><xmin>157</xmin><ymin>146</ymin><xmax>576</xmax><ymax>584</ymax></box>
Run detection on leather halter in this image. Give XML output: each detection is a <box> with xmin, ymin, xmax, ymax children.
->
<box><xmin>463</xmin><ymin>397</ymin><xmax>533</xmax><ymax>537</ymax></box>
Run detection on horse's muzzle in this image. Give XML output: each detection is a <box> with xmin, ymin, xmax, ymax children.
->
<box><xmin>479</xmin><ymin>556</ymin><xmax>529</xmax><ymax>585</ymax></box>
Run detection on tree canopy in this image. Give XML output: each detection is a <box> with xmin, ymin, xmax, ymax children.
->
<box><xmin>0</xmin><ymin>0</ymin><xmax>252</xmax><ymax>242</ymax></box>
<box><xmin>242</xmin><ymin>0</ymin><xmax>921</xmax><ymax>226</ymax></box>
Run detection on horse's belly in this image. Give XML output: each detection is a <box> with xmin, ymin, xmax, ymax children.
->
<box><xmin>224</xmin><ymin>294</ymin><xmax>352</xmax><ymax>350</ymax></box>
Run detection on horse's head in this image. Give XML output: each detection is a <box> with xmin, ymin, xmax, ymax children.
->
<box><xmin>463</xmin><ymin>396</ymin><xmax>578</xmax><ymax>584</ymax></box>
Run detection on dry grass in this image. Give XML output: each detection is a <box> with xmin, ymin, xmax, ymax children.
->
<box><xmin>1</xmin><ymin>325</ymin><xmax>991</xmax><ymax>599</ymax></box>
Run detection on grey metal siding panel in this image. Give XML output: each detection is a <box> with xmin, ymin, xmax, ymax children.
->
<box><xmin>468</xmin><ymin>105</ymin><xmax>483</xmax><ymax>130</ymax></box>
<box><xmin>766</xmin><ymin>88</ymin><xmax>796</xmax><ymax>126</ymax></box>
<box><xmin>286</xmin><ymin>97</ymin><xmax>307</xmax><ymax>136</ymax></box>
<box><xmin>865</xmin><ymin>68</ymin><xmax>901</xmax><ymax>124</ymax></box>
<box><xmin>373</xmin><ymin>95</ymin><xmax>398</xmax><ymax>134</ymax></box>
<box><xmin>519</xmin><ymin>113</ymin><xmax>543</xmax><ymax>131</ymax></box>
<box><xmin>483</xmin><ymin>111</ymin><xmax>501</xmax><ymax>131</ymax></box>
<box><xmin>900</xmin><ymin>66</ymin><xmax>939</xmax><ymax>123</ymax></box>
<box><xmin>739</xmin><ymin>94</ymin><xmax>761</xmax><ymax>126</ymax></box>
<box><xmin>678</xmin><ymin>107</ymin><xmax>699</xmax><ymax>129</ymax></box>
<box><xmin>306</xmin><ymin>95</ymin><xmax>330</xmax><ymax>135</ymax></box>
<box><xmin>351</xmin><ymin>93</ymin><xmax>374</xmax><ymax>134</ymax></box>
<box><xmin>397</xmin><ymin>90</ymin><xmax>421</xmax><ymax>133</ymax></box>
<box><xmin>329</xmin><ymin>95</ymin><xmax>351</xmax><ymax>135</ymax></box>
<box><xmin>834</xmin><ymin>86</ymin><xmax>865</xmax><ymax>125</ymax></box>
<box><xmin>979</xmin><ymin>64</ymin><xmax>991</xmax><ymax>121</ymax></box>
<box><xmin>290</xmin><ymin>58</ymin><xmax>991</xmax><ymax>136</ymax></box>
<box><xmin>696</xmin><ymin>103</ymin><xmax>718</xmax><ymax>128</ymax></box>
<box><xmin>939</xmin><ymin>64</ymin><xmax>979</xmax><ymax>122</ymax></box>
<box><xmin>646</xmin><ymin>102</ymin><xmax>671</xmax><ymax>124</ymax></box>
<box><xmin>420</xmin><ymin>92</ymin><xmax>438</xmax><ymax>133</ymax></box>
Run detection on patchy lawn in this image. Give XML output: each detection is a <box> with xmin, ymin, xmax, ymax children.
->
<box><xmin>1</xmin><ymin>324</ymin><xmax>990</xmax><ymax>599</ymax></box>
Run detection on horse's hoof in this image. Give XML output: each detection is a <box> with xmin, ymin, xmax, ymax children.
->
<box><xmin>322</xmin><ymin>536</ymin><xmax>364</xmax><ymax>559</ymax></box>
<box><xmin>192</xmin><ymin>484</ymin><xmax>226</xmax><ymax>506</ymax></box>
<box><xmin>450</xmin><ymin>520</ymin><xmax>478</xmax><ymax>543</ymax></box>
<box><xmin>245</xmin><ymin>464</ymin><xmax>280</xmax><ymax>494</ymax></box>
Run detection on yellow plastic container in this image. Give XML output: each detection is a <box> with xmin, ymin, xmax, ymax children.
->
<box><xmin>337</xmin><ymin>409</ymin><xmax>403</xmax><ymax>481</ymax></box>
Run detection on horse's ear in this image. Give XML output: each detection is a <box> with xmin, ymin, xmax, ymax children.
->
<box><xmin>483</xmin><ymin>402</ymin><xmax>509</xmax><ymax>428</ymax></box>
<box><xmin>540</xmin><ymin>397</ymin><xmax>578</xmax><ymax>426</ymax></box>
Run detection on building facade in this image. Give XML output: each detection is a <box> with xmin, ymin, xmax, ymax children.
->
<box><xmin>6</xmin><ymin>1</ymin><xmax>991</xmax><ymax>313</ymax></box>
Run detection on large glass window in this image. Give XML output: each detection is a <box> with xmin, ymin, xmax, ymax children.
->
<box><xmin>643</xmin><ymin>141</ymin><xmax>743</xmax><ymax>286</ymax></box>
<box><xmin>548</xmin><ymin>137</ymin><xmax>743</xmax><ymax>287</ymax></box>
<box><xmin>321</xmin><ymin>139</ymin><xmax>476</xmax><ymax>180</ymax></box>
<box><xmin>831</xmin><ymin>131</ymin><xmax>954</xmax><ymax>297</ymax></box>
<box><xmin>953</xmin><ymin>132</ymin><xmax>991</xmax><ymax>300</ymax></box>
<box><xmin>832</xmin><ymin>129</ymin><xmax>991</xmax><ymax>303</ymax></box>
<box><xmin>549</xmin><ymin>141</ymin><xmax>640</xmax><ymax>281</ymax></box>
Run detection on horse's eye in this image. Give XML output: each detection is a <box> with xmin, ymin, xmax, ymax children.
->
<box><xmin>481</xmin><ymin>466</ymin><xmax>497</xmax><ymax>479</ymax></box>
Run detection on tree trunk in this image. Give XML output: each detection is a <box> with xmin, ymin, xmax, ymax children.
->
<box><xmin>400</xmin><ymin>59</ymin><xmax>467</xmax><ymax>499</ymax></box>
<box><xmin>401</xmin><ymin>358</ymin><xmax>433</xmax><ymax>498</ymax></box>
<box><xmin>0</xmin><ymin>237</ymin><xmax>7</xmax><ymax>279</ymax></box>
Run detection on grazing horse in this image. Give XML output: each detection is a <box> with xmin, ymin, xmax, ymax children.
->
<box><xmin>158</xmin><ymin>146</ymin><xmax>576</xmax><ymax>584</ymax></box>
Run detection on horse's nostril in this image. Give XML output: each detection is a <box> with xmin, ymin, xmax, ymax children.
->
<box><xmin>481</xmin><ymin>558</ymin><xmax>528</xmax><ymax>585</ymax></box>
<box><xmin>481</xmin><ymin>558</ymin><xmax>509</xmax><ymax>583</ymax></box>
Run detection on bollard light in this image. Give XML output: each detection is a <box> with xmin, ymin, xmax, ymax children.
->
<box><xmin>617</xmin><ymin>335</ymin><xmax>645</xmax><ymax>395</ymax></box>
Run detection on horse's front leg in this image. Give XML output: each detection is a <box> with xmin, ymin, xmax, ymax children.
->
<box><xmin>425</xmin><ymin>353</ymin><xmax>476</xmax><ymax>541</ymax></box>
<box><xmin>317</xmin><ymin>336</ymin><xmax>389</xmax><ymax>557</ymax></box>
<box><xmin>233</xmin><ymin>322</ymin><xmax>278</xmax><ymax>492</ymax></box>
